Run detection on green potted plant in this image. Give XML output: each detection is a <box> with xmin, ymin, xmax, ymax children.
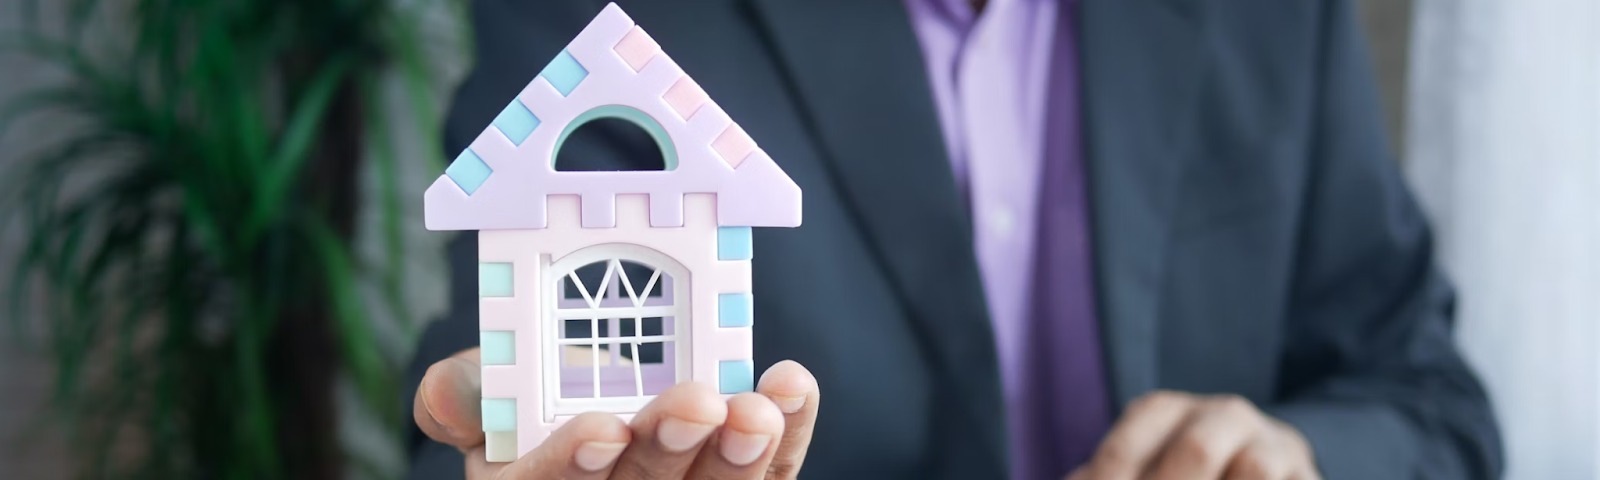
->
<box><xmin>1</xmin><ymin>0</ymin><xmax>457</xmax><ymax>477</ymax></box>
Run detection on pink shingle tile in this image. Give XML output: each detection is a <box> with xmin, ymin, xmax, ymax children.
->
<box><xmin>612</xmin><ymin>26</ymin><xmax>660</xmax><ymax>72</ymax></box>
<box><xmin>711</xmin><ymin>124</ymin><xmax>757</xmax><ymax>169</ymax></box>
<box><xmin>662</xmin><ymin>76</ymin><xmax>709</xmax><ymax>120</ymax></box>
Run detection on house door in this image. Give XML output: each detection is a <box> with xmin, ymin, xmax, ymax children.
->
<box><xmin>545</xmin><ymin>243</ymin><xmax>690</xmax><ymax>415</ymax></box>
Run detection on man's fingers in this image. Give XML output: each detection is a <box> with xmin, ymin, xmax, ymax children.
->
<box><xmin>684</xmin><ymin>392</ymin><xmax>786</xmax><ymax>479</ymax></box>
<box><xmin>1222</xmin><ymin>436</ymin><xmax>1293</xmax><ymax>480</ymax></box>
<box><xmin>1227</xmin><ymin>418</ymin><xmax>1324</xmax><ymax>480</ymax></box>
<box><xmin>414</xmin><ymin>353</ymin><xmax>486</xmax><ymax>450</ymax></box>
<box><xmin>417</xmin><ymin>354</ymin><xmax>822</xmax><ymax>479</ymax></box>
<box><xmin>1147</xmin><ymin>395</ymin><xmax>1263</xmax><ymax>480</ymax></box>
<box><xmin>1084</xmin><ymin>391</ymin><xmax>1196</xmax><ymax>480</ymax></box>
<box><xmin>469</xmin><ymin>411</ymin><xmax>632</xmax><ymax>480</ymax></box>
<box><xmin>608</xmin><ymin>381</ymin><xmax>729</xmax><ymax>480</ymax></box>
<box><xmin>758</xmin><ymin>360</ymin><xmax>820</xmax><ymax>480</ymax></box>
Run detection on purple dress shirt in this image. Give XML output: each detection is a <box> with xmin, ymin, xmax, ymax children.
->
<box><xmin>903</xmin><ymin>0</ymin><xmax>1112</xmax><ymax>478</ymax></box>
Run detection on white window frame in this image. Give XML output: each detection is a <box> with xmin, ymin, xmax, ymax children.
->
<box><xmin>543</xmin><ymin>243</ymin><xmax>691</xmax><ymax>416</ymax></box>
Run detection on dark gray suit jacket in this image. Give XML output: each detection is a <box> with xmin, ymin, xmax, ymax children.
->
<box><xmin>404</xmin><ymin>0</ymin><xmax>1503</xmax><ymax>478</ymax></box>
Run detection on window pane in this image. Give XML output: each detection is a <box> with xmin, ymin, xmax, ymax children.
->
<box><xmin>642</xmin><ymin>274</ymin><xmax>673</xmax><ymax>306</ymax></box>
<box><xmin>618</xmin><ymin>332</ymin><xmax>662</xmax><ymax>364</ymax></box>
<box><xmin>549</xmin><ymin>252</ymin><xmax>683</xmax><ymax>405</ymax></box>
<box><xmin>559</xmin><ymin>345</ymin><xmax>594</xmax><ymax>398</ymax></box>
<box><xmin>637</xmin><ymin>342</ymin><xmax>664</xmax><ymax>364</ymax></box>
<box><xmin>599</xmin><ymin>342</ymin><xmax>638</xmax><ymax>398</ymax></box>
<box><xmin>560</xmin><ymin>261</ymin><xmax>611</xmax><ymax>308</ymax></box>
<box><xmin>563</xmin><ymin>319</ymin><xmax>591</xmax><ymax>339</ymax></box>
<box><xmin>641</xmin><ymin>340</ymin><xmax>675</xmax><ymax>395</ymax></box>
<box><xmin>620</xmin><ymin>261</ymin><xmax>659</xmax><ymax>298</ymax></box>
<box><xmin>563</xmin><ymin>345</ymin><xmax>593</xmax><ymax>366</ymax></box>
<box><xmin>573</xmin><ymin>261</ymin><xmax>608</xmax><ymax>296</ymax></box>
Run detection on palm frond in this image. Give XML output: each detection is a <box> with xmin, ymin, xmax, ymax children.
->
<box><xmin>2</xmin><ymin>0</ymin><xmax>454</xmax><ymax>477</ymax></box>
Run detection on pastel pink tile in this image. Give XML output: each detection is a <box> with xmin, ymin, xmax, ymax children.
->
<box><xmin>711</xmin><ymin>124</ymin><xmax>757</xmax><ymax>169</ymax></box>
<box><xmin>662</xmin><ymin>76</ymin><xmax>710</xmax><ymax>120</ymax></box>
<box><xmin>612</xmin><ymin>26</ymin><xmax>660</xmax><ymax>72</ymax></box>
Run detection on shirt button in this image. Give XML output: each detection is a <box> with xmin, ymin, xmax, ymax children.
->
<box><xmin>989</xmin><ymin>206</ymin><xmax>1015</xmax><ymax>238</ymax></box>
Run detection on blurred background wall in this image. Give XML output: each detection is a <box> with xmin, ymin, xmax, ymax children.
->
<box><xmin>1406</xmin><ymin>1</ymin><xmax>1600</xmax><ymax>478</ymax></box>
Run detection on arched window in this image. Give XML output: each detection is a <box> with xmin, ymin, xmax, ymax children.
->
<box><xmin>553</xmin><ymin>117</ymin><xmax>668</xmax><ymax>171</ymax></box>
<box><xmin>552</xmin><ymin>105</ymin><xmax>675</xmax><ymax>172</ymax></box>
<box><xmin>545</xmin><ymin>244</ymin><xmax>689</xmax><ymax>414</ymax></box>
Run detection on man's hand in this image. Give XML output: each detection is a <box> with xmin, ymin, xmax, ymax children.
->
<box><xmin>414</xmin><ymin>348</ymin><xmax>820</xmax><ymax>480</ymax></box>
<box><xmin>1070</xmin><ymin>391</ymin><xmax>1320</xmax><ymax>480</ymax></box>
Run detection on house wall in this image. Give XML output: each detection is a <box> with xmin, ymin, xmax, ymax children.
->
<box><xmin>476</xmin><ymin>193</ymin><xmax>754</xmax><ymax>458</ymax></box>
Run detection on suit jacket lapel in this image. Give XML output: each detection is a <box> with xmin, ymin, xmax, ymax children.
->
<box><xmin>744</xmin><ymin>0</ymin><xmax>1007</xmax><ymax>470</ymax></box>
<box><xmin>1079</xmin><ymin>0</ymin><xmax>1206</xmax><ymax>407</ymax></box>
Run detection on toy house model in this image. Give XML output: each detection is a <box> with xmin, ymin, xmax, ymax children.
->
<box><xmin>422</xmin><ymin>3</ymin><xmax>801</xmax><ymax>462</ymax></box>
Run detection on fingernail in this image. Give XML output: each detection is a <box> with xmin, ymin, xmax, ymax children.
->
<box><xmin>770</xmin><ymin>394</ymin><xmax>806</xmax><ymax>414</ymax></box>
<box><xmin>573</xmin><ymin>441</ymin><xmax>627</xmax><ymax>472</ymax></box>
<box><xmin>453</xmin><ymin>359</ymin><xmax>481</xmax><ymax>398</ymax></box>
<box><xmin>656</xmin><ymin>417</ymin><xmax>715</xmax><ymax>452</ymax></box>
<box><xmin>719</xmin><ymin>430</ymin><xmax>772</xmax><ymax>466</ymax></box>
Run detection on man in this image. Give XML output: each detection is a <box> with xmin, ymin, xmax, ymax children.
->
<box><xmin>404</xmin><ymin>0</ymin><xmax>1503</xmax><ymax>478</ymax></box>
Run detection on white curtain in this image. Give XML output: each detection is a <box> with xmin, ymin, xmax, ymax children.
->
<box><xmin>1405</xmin><ymin>1</ymin><xmax>1600</xmax><ymax>478</ymax></box>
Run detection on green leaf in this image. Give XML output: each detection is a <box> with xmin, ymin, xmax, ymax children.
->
<box><xmin>2</xmin><ymin>0</ymin><xmax>460</xmax><ymax>476</ymax></box>
<box><xmin>304</xmin><ymin>216</ymin><xmax>398</xmax><ymax>422</ymax></box>
<box><xmin>244</xmin><ymin>56</ymin><xmax>355</xmax><ymax>240</ymax></box>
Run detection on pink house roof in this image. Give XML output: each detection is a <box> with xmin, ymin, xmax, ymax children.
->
<box><xmin>423</xmin><ymin>3</ymin><xmax>801</xmax><ymax>231</ymax></box>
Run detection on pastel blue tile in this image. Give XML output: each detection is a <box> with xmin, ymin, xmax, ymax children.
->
<box><xmin>480</xmin><ymin>331</ymin><xmax>515</xmax><ymax>365</ymax></box>
<box><xmin>481</xmin><ymin>398</ymin><xmax>516</xmax><ymax>432</ymax></box>
<box><xmin>492</xmin><ymin>100</ymin><xmax>540</xmax><ymax>145</ymax></box>
<box><xmin>717</xmin><ymin>227</ymin><xmax>752</xmax><ymax>260</ymax></box>
<box><xmin>479</xmin><ymin>262</ymin><xmax>513</xmax><ymax>297</ymax></box>
<box><xmin>445</xmin><ymin>148</ymin><xmax>492</xmax><ymax>195</ymax></box>
<box><xmin>718</xmin><ymin>293</ymin><xmax>752</xmax><ymax>328</ymax></box>
<box><xmin>718</xmin><ymin>360</ymin><xmax>754</xmax><ymax>394</ymax></box>
<box><xmin>539</xmin><ymin>49</ymin><xmax>588</xmax><ymax>96</ymax></box>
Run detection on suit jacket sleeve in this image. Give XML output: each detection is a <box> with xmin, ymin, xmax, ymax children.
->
<box><xmin>1266</xmin><ymin>1</ymin><xmax>1502</xmax><ymax>478</ymax></box>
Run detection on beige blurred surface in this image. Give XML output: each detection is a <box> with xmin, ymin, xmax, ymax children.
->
<box><xmin>1360</xmin><ymin>0</ymin><xmax>1415</xmax><ymax>155</ymax></box>
<box><xmin>0</xmin><ymin>331</ymin><xmax>68</xmax><ymax>478</ymax></box>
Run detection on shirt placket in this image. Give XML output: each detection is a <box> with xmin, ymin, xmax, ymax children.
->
<box><xmin>958</xmin><ymin>0</ymin><xmax>1048</xmax><ymax>401</ymax></box>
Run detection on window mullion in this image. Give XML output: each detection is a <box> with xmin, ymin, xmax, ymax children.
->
<box><xmin>554</xmin><ymin>305</ymin><xmax>677</xmax><ymax>319</ymax></box>
<box><xmin>591</xmin><ymin>317</ymin><xmax>600</xmax><ymax>399</ymax></box>
<box><xmin>609</xmin><ymin>318</ymin><xmax>620</xmax><ymax>366</ymax></box>
<box><xmin>640</xmin><ymin>269</ymin><xmax>662</xmax><ymax>305</ymax></box>
<box><xmin>617</xmin><ymin>260</ymin><xmax>640</xmax><ymax>306</ymax></box>
<box><xmin>548</xmin><ymin>254</ymin><xmax>682</xmax><ymax>409</ymax></box>
<box><xmin>556</xmin><ymin>334</ymin><xmax>673</xmax><ymax>345</ymax></box>
<box><xmin>631</xmin><ymin>340</ymin><xmax>643</xmax><ymax>396</ymax></box>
